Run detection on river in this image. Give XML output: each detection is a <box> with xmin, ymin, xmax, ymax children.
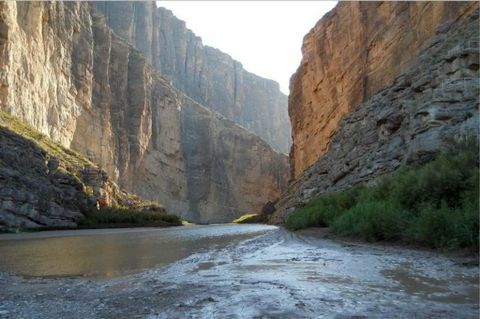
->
<box><xmin>0</xmin><ymin>224</ymin><xmax>478</xmax><ymax>318</ymax></box>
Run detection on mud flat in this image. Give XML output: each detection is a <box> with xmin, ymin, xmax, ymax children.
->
<box><xmin>0</xmin><ymin>225</ymin><xmax>478</xmax><ymax>318</ymax></box>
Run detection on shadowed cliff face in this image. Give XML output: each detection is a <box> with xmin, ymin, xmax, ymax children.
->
<box><xmin>0</xmin><ymin>2</ymin><xmax>288</xmax><ymax>224</ymax></box>
<box><xmin>274</xmin><ymin>5</ymin><xmax>479</xmax><ymax>222</ymax></box>
<box><xmin>289</xmin><ymin>1</ymin><xmax>478</xmax><ymax>178</ymax></box>
<box><xmin>0</xmin><ymin>111</ymin><xmax>149</xmax><ymax>229</ymax></box>
<box><xmin>92</xmin><ymin>1</ymin><xmax>291</xmax><ymax>154</ymax></box>
<box><xmin>181</xmin><ymin>99</ymin><xmax>289</xmax><ymax>223</ymax></box>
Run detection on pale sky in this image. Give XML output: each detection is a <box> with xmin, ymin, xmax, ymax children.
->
<box><xmin>157</xmin><ymin>1</ymin><xmax>337</xmax><ymax>94</ymax></box>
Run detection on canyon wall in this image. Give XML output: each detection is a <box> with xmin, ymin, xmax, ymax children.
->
<box><xmin>182</xmin><ymin>98</ymin><xmax>288</xmax><ymax>223</ymax></box>
<box><xmin>0</xmin><ymin>2</ymin><xmax>288</xmax><ymax>224</ymax></box>
<box><xmin>92</xmin><ymin>1</ymin><xmax>291</xmax><ymax>154</ymax></box>
<box><xmin>289</xmin><ymin>1</ymin><xmax>478</xmax><ymax>178</ymax></box>
<box><xmin>0</xmin><ymin>110</ymin><xmax>154</xmax><ymax>228</ymax></box>
<box><xmin>273</xmin><ymin>3</ymin><xmax>479</xmax><ymax>222</ymax></box>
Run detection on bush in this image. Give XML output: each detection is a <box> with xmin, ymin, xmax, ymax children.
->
<box><xmin>79</xmin><ymin>206</ymin><xmax>182</xmax><ymax>228</ymax></box>
<box><xmin>332</xmin><ymin>201</ymin><xmax>409</xmax><ymax>242</ymax></box>
<box><xmin>405</xmin><ymin>200</ymin><xmax>479</xmax><ymax>249</ymax></box>
<box><xmin>286</xmin><ymin>136</ymin><xmax>479</xmax><ymax>250</ymax></box>
<box><xmin>286</xmin><ymin>188</ymin><xmax>359</xmax><ymax>230</ymax></box>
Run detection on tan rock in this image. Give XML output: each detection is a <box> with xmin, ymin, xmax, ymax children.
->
<box><xmin>93</xmin><ymin>2</ymin><xmax>291</xmax><ymax>154</ymax></box>
<box><xmin>289</xmin><ymin>1</ymin><xmax>478</xmax><ymax>178</ymax></box>
<box><xmin>0</xmin><ymin>2</ymin><xmax>289</xmax><ymax>224</ymax></box>
<box><xmin>274</xmin><ymin>6</ymin><xmax>479</xmax><ymax>223</ymax></box>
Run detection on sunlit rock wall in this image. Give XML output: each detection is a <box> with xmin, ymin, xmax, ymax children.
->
<box><xmin>0</xmin><ymin>2</ymin><xmax>289</xmax><ymax>223</ymax></box>
<box><xmin>273</xmin><ymin>5</ymin><xmax>479</xmax><ymax>222</ymax></box>
<box><xmin>289</xmin><ymin>1</ymin><xmax>478</xmax><ymax>178</ymax></box>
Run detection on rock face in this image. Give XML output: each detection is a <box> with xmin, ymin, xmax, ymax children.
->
<box><xmin>181</xmin><ymin>98</ymin><xmax>288</xmax><ymax>223</ymax></box>
<box><xmin>92</xmin><ymin>2</ymin><xmax>291</xmax><ymax>154</ymax></box>
<box><xmin>0</xmin><ymin>111</ymin><xmax>137</xmax><ymax>228</ymax></box>
<box><xmin>0</xmin><ymin>2</ymin><xmax>288</xmax><ymax>224</ymax></box>
<box><xmin>273</xmin><ymin>4</ymin><xmax>479</xmax><ymax>223</ymax></box>
<box><xmin>289</xmin><ymin>1</ymin><xmax>478</xmax><ymax>178</ymax></box>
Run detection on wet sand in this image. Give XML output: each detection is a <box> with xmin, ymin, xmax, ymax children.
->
<box><xmin>0</xmin><ymin>225</ymin><xmax>478</xmax><ymax>318</ymax></box>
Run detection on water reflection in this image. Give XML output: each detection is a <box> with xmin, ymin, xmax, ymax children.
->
<box><xmin>0</xmin><ymin>224</ymin><xmax>276</xmax><ymax>278</ymax></box>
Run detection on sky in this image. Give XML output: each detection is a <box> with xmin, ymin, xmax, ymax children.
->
<box><xmin>157</xmin><ymin>1</ymin><xmax>337</xmax><ymax>94</ymax></box>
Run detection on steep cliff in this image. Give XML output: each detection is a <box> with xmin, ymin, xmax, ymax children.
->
<box><xmin>182</xmin><ymin>98</ymin><xmax>288</xmax><ymax>223</ymax></box>
<box><xmin>289</xmin><ymin>1</ymin><xmax>478</xmax><ymax>178</ymax></box>
<box><xmin>0</xmin><ymin>2</ymin><xmax>288</xmax><ymax>224</ymax></box>
<box><xmin>0</xmin><ymin>110</ymin><xmax>149</xmax><ymax>228</ymax></box>
<box><xmin>92</xmin><ymin>1</ymin><xmax>291</xmax><ymax>154</ymax></box>
<box><xmin>273</xmin><ymin>4</ymin><xmax>479</xmax><ymax>222</ymax></box>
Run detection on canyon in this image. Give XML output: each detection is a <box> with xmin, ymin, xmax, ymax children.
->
<box><xmin>0</xmin><ymin>1</ymin><xmax>289</xmax><ymax>226</ymax></box>
<box><xmin>274</xmin><ymin>2</ymin><xmax>479</xmax><ymax>222</ymax></box>
<box><xmin>289</xmin><ymin>1</ymin><xmax>478</xmax><ymax>179</ymax></box>
<box><xmin>0</xmin><ymin>2</ymin><xmax>479</xmax><ymax>318</ymax></box>
<box><xmin>92</xmin><ymin>1</ymin><xmax>291</xmax><ymax>154</ymax></box>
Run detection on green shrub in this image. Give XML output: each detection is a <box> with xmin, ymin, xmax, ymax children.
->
<box><xmin>332</xmin><ymin>201</ymin><xmax>409</xmax><ymax>242</ymax></box>
<box><xmin>79</xmin><ymin>206</ymin><xmax>182</xmax><ymax>228</ymax></box>
<box><xmin>286</xmin><ymin>187</ymin><xmax>360</xmax><ymax>230</ymax></box>
<box><xmin>286</xmin><ymin>136</ymin><xmax>479</xmax><ymax>250</ymax></box>
<box><xmin>405</xmin><ymin>200</ymin><xmax>479</xmax><ymax>249</ymax></box>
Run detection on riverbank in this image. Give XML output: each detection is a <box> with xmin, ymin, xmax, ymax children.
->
<box><xmin>296</xmin><ymin>227</ymin><xmax>479</xmax><ymax>265</ymax></box>
<box><xmin>0</xmin><ymin>225</ymin><xmax>477</xmax><ymax>318</ymax></box>
<box><xmin>286</xmin><ymin>139</ymin><xmax>479</xmax><ymax>252</ymax></box>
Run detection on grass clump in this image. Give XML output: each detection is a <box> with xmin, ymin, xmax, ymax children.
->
<box><xmin>286</xmin><ymin>137</ymin><xmax>479</xmax><ymax>251</ymax></box>
<box><xmin>233</xmin><ymin>213</ymin><xmax>268</xmax><ymax>224</ymax></box>
<box><xmin>0</xmin><ymin>110</ymin><xmax>93</xmax><ymax>168</ymax></box>
<box><xmin>79</xmin><ymin>206</ymin><xmax>182</xmax><ymax>228</ymax></box>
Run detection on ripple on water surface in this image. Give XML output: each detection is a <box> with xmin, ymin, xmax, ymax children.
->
<box><xmin>0</xmin><ymin>224</ymin><xmax>277</xmax><ymax>278</ymax></box>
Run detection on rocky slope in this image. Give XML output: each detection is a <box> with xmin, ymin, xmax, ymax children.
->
<box><xmin>92</xmin><ymin>1</ymin><xmax>291</xmax><ymax>154</ymax></box>
<box><xmin>0</xmin><ymin>2</ymin><xmax>288</xmax><ymax>224</ymax></box>
<box><xmin>273</xmin><ymin>3</ymin><xmax>479</xmax><ymax>222</ymax></box>
<box><xmin>289</xmin><ymin>1</ymin><xmax>478</xmax><ymax>178</ymax></box>
<box><xmin>0</xmin><ymin>111</ymin><xmax>151</xmax><ymax>228</ymax></box>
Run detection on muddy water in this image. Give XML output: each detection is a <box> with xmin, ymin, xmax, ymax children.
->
<box><xmin>0</xmin><ymin>224</ymin><xmax>275</xmax><ymax>278</ymax></box>
<box><xmin>0</xmin><ymin>225</ymin><xmax>478</xmax><ymax>318</ymax></box>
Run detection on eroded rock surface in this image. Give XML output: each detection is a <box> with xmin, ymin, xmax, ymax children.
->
<box><xmin>0</xmin><ymin>111</ymin><xmax>141</xmax><ymax>229</ymax></box>
<box><xmin>182</xmin><ymin>99</ymin><xmax>288</xmax><ymax>223</ymax></box>
<box><xmin>0</xmin><ymin>2</ymin><xmax>288</xmax><ymax>224</ymax></box>
<box><xmin>274</xmin><ymin>5</ymin><xmax>480</xmax><ymax>222</ymax></box>
<box><xmin>289</xmin><ymin>1</ymin><xmax>478</xmax><ymax>178</ymax></box>
<box><xmin>93</xmin><ymin>1</ymin><xmax>291</xmax><ymax>154</ymax></box>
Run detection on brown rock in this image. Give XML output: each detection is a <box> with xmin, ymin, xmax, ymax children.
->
<box><xmin>0</xmin><ymin>2</ymin><xmax>289</xmax><ymax>224</ymax></box>
<box><xmin>274</xmin><ymin>6</ymin><xmax>480</xmax><ymax>223</ymax></box>
<box><xmin>289</xmin><ymin>1</ymin><xmax>479</xmax><ymax>178</ymax></box>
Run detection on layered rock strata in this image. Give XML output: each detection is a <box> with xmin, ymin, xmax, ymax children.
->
<box><xmin>273</xmin><ymin>5</ymin><xmax>480</xmax><ymax>222</ymax></box>
<box><xmin>0</xmin><ymin>2</ymin><xmax>288</xmax><ymax>224</ymax></box>
<box><xmin>93</xmin><ymin>1</ymin><xmax>291</xmax><ymax>153</ymax></box>
<box><xmin>289</xmin><ymin>1</ymin><xmax>478</xmax><ymax>178</ymax></box>
<box><xmin>0</xmin><ymin>111</ymin><xmax>148</xmax><ymax>228</ymax></box>
<box><xmin>181</xmin><ymin>98</ymin><xmax>288</xmax><ymax>223</ymax></box>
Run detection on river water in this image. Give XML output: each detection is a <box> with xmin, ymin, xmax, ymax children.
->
<box><xmin>0</xmin><ymin>224</ymin><xmax>478</xmax><ymax>318</ymax></box>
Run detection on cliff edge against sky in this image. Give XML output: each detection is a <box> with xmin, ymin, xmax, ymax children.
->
<box><xmin>0</xmin><ymin>1</ymin><xmax>288</xmax><ymax>225</ymax></box>
<box><xmin>274</xmin><ymin>1</ymin><xmax>479</xmax><ymax>222</ymax></box>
